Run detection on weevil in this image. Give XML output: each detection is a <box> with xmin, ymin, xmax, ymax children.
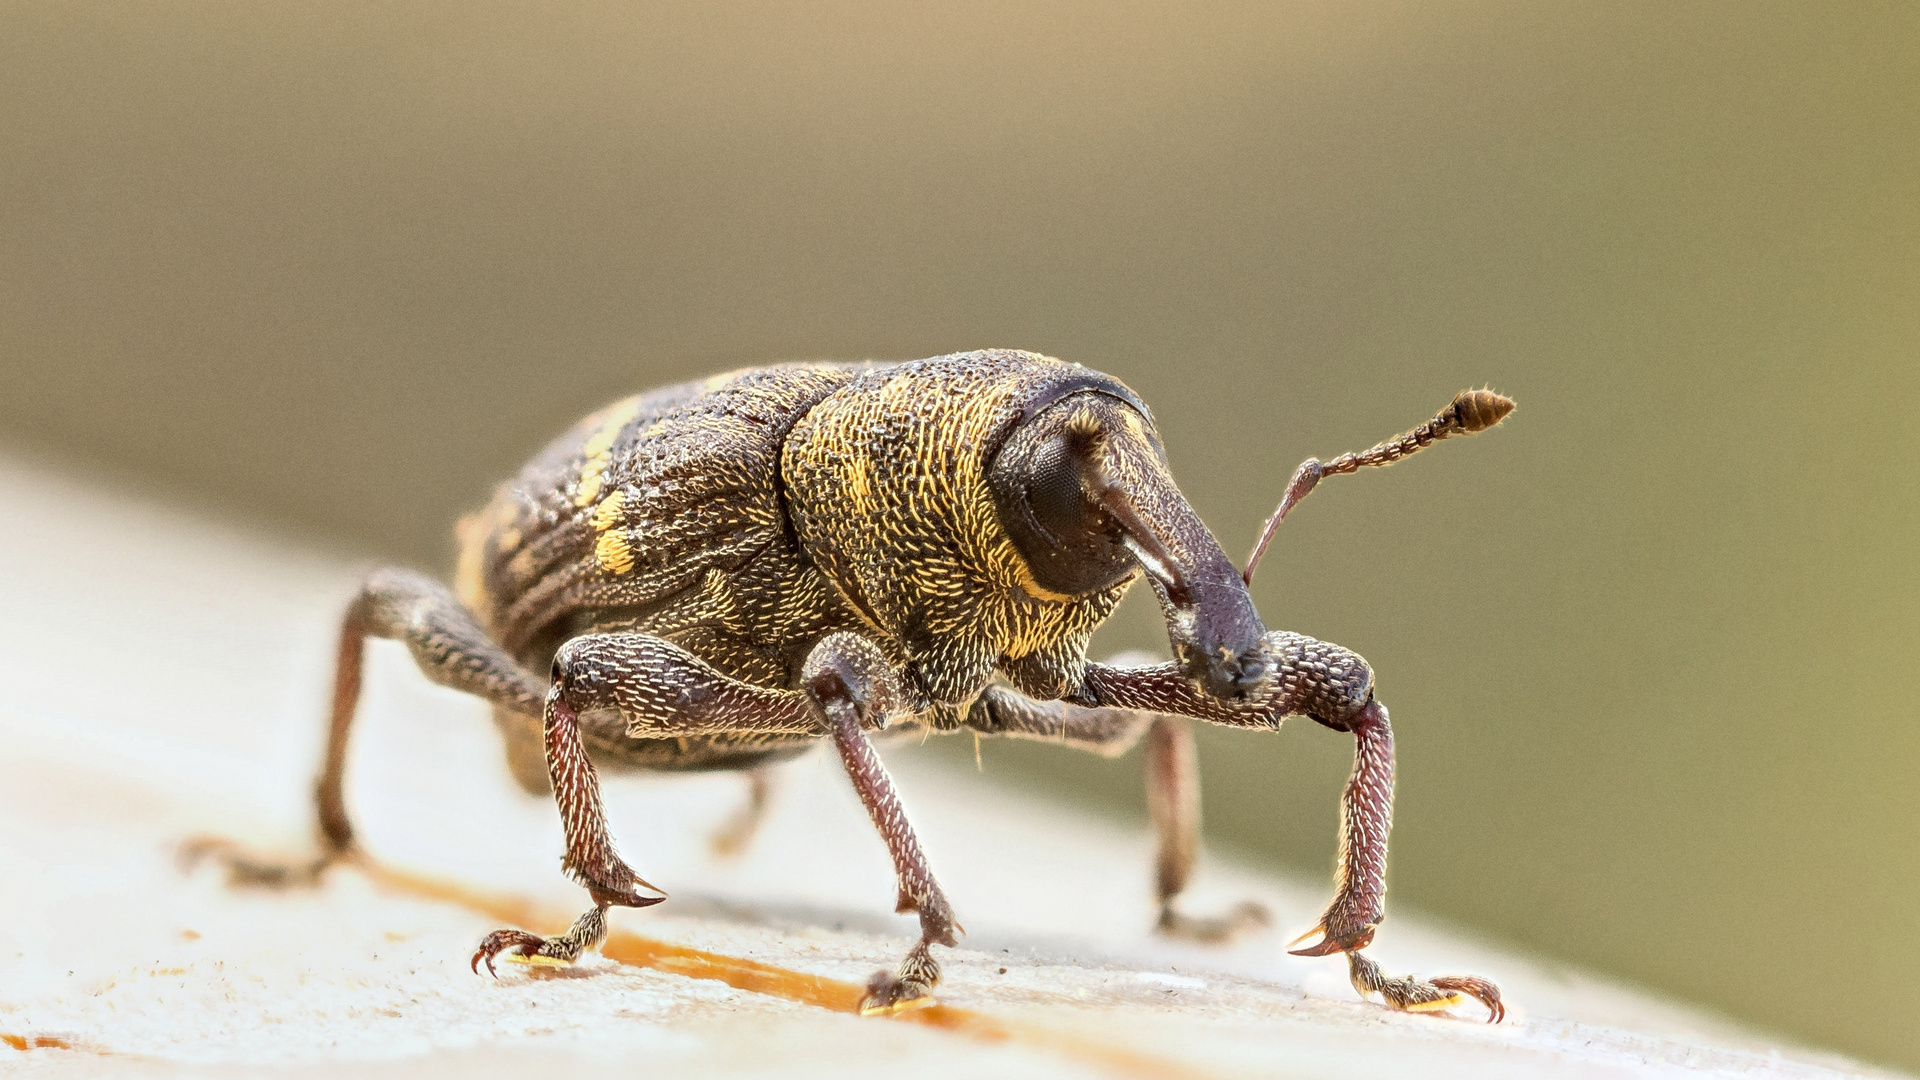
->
<box><xmin>201</xmin><ymin>349</ymin><xmax>1512</xmax><ymax>1019</ymax></box>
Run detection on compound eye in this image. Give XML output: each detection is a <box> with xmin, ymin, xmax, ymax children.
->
<box><xmin>1023</xmin><ymin>435</ymin><xmax>1095</xmax><ymax>545</ymax></box>
<box><xmin>988</xmin><ymin>402</ymin><xmax>1139</xmax><ymax>597</ymax></box>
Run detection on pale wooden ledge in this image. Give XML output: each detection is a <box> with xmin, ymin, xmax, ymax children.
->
<box><xmin>0</xmin><ymin>455</ymin><xmax>1900</xmax><ymax>1080</ymax></box>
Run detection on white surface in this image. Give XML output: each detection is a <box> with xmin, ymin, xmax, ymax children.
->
<box><xmin>0</xmin><ymin>455</ymin><xmax>1900</xmax><ymax>1079</ymax></box>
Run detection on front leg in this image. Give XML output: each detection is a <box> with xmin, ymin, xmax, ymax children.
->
<box><xmin>1074</xmin><ymin>632</ymin><xmax>1504</xmax><ymax>1022</ymax></box>
<box><xmin>1288</xmin><ymin>698</ymin><xmax>1500</xmax><ymax>1020</ymax></box>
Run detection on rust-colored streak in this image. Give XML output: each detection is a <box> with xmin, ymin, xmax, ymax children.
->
<box><xmin>360</xmin><ymin>861</ymin><xmax>1212</xmax><ymax>1080</ymax></box>
<box><xmin>3</xmin><ymin>1034</ymin><xmax>76</xmax><ymax>1051</ymax></box>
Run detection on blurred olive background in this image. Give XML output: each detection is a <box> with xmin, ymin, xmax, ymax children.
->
<box><xmin>3</xmin><ymin>0</ymin><xmax>1917</xmax><ymax>1067</ymax></box>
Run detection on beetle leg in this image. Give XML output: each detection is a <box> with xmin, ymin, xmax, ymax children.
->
<box><xmin>795</xmin><ymin>634</ymin><xmax>957</xmax><ymax>1015</ymax></box>
<box><xmin>960</xmin><ymin>682</ymin><xmax>1154</xmax><ymax>756</ymax></box>
<box><xmin>1069</xmin><ymin>635</ymin><xmax>1504</xmax><ymax>1021</ymax></box>
<box><xmin>1144</xmin><ymin>716</ymin><xmax>1272</xmax><ymax>942</ymax></box>
<box><xmin>506</xmin><ymin>633</ymin><xmax>820</xmax><ymax>915</ymax></box>
<box><xmin>1346</xmin><ymin>950</ymin><xmax>1506</xmax><ymax>1022</ymax></box>
<box><xmin>708</xmin><ymin>766</ymin><xmax>780</xmax><ymax>859</ymax></box>
<box><xmin>960</xmin><ymin>685</ymin><xmax>1270</xmax><ymax>941</ymax></box>
<box><xmin>1283</xmin><ymin>698</ymin><xmax>1392</xmax><ymax>960</ymax></box>
<box><xmin>469</xmin><ymin>631</ymin><xmax>828</xmax><ymax>972</ymax></box>
<box><xmin>832</xmin><ymin>706</ymin><xmax>955</xmax><ymax>1015</ymax></box>
<box><xmin>536</xmin><ymin>680</ymin><xmax>668</xmax><ymax>909</ymax></box>
<box><xmin>1281</xmin><ymin>699</ymin><xmax>1503</xmax><ymax>1021</ymax></box>
<box><xmin>472</xmin><ymin>903</ymin><xmax>609</xmax><ymax>977</ymax></box>
<box><xmin>185</xmin><ymin>567</ymin><xmax>545</xmax><ymax>887</ymax></box>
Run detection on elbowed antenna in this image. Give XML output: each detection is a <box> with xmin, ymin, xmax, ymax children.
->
<box><xmin>1242</xmin><ymin>389</ymin><xmax>1514</xmax><ymax>586</ymax></box>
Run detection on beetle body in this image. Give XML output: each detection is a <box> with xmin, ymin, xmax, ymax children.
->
<box><xmin>206</xmin><ymin>348</ymin><xmax>1510</xmax><ymax>1021</ymax></box>
<box><xmin>456</xmin><ymin>351</ymin><xmax>1182</xmax><ymax>775</ymax></box>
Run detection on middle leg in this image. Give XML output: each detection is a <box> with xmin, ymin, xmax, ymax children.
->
<box><xmin>962</xmin><ymin>684</ymin><xmax>1269</xmax><ymax>942</ymax></box>
<box><xmin>801</xmin><ymin>634</ymin><xmax>958</xmax><ymax>1013</ymax></box>
<box><xmin>472</xmin><ymin>631</ymin><xmax>823</xmax><ymax>973</ymax></box>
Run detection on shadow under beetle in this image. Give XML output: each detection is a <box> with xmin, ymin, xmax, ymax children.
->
<box><xmin>202</xmin><ymin>349</ymin><xmax>1513</xmax><ymax>1020</ymax></box>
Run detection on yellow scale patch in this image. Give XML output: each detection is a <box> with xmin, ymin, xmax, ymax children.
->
<box><xmin>591</xmin><ymin>488</ymin><xmax>637</xmax><ymax>575</ymax></box>
<box><xmin>595</xmin><ymin>529</ymin><xmax>635</xmax><ymax>575</ymax></box>
<box><xmin>573</xmin><ymin>398</ymin><xmax>642</xmax><ymax>508</ymax></box>
<box><xmin>591</xmin><ymin>489</ymin><xmax>626</xmax><ymax>532</ymax></box>
<box><xmin>568</xmin><ymin>399</ymin><xmax>642</xmax><ymax>576</ymax></box>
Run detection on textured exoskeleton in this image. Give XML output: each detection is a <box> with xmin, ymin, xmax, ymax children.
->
<box><xmin>208</xmin><ymin>349</ymin><xmax>1509</xmax><ymax>1020</ymax></box>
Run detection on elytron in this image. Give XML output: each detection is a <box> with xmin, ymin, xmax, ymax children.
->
<box><xmin>205</xmin><ymin>349</ymin><xmax>1512</xmax><ymax>1020</ymax></box>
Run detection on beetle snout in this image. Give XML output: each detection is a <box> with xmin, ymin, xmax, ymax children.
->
<box><xmin>1202</xmin><ymin>642</ymin><xmax>1273</xmax><ymax>700</ymax></box>
<box><xmin>1150</xmin><ymin>540</ymin><xmax>1273</xmax><ymax>702</ymax></box>
<box><xmin>1175</xmin><ymin>618</ymin><xmax>1273</xmax><ymax>702</ymax></box>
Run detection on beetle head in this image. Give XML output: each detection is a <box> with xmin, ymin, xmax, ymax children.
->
<box><xmin>989</xmin><ymin>393</ymin><xmax>1271</xmax><ymax>702</ymax></box>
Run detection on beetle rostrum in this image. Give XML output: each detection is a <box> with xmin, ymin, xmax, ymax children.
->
<box><xmin>988</xmin><ymin>392</ymin><xmax>1272</xmax><ymax>702</ymax></box>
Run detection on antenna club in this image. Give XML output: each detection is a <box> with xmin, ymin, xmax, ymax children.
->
<box><xmin>1449</xmin><ymin>389</ymin><xmax>1515</xmax><ymax>434</ymax></box>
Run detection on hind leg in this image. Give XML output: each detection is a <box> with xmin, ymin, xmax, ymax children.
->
<box><xmin>187</xmin><ymin>567</ymin><xmax>546</xmax><ymax>885</ymax></box>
